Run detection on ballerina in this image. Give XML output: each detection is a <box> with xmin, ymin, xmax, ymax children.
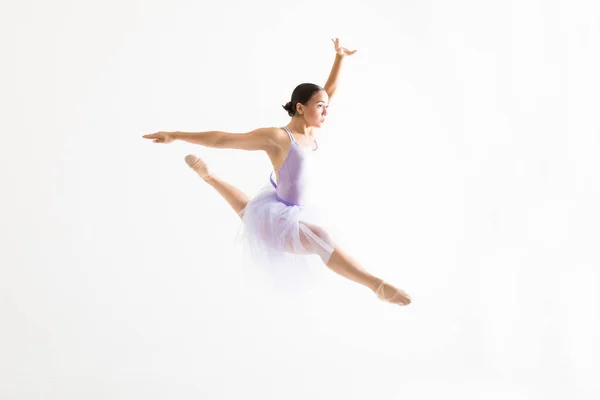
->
<box><xmin>143</xmin><ymin>38</ymin><xmax>411</xmax><ymax>306</ymax></box>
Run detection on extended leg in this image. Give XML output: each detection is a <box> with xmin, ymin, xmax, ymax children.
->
<box><xmin>185</xmin><ymin>154</ymin><xmax>250</xmax><ymax>219</ymax></box>
<box><xmin>298</xmin><ymin>221</ymin><xmax>411</xmax><ymax>306</ymax></box>
<box><xmin>326</xmin><ymin>247</ymin><xmax>411</xmax><ymax>305</ymax></box>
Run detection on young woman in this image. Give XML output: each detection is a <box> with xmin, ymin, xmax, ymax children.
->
<box><xmin>143</xmin><ymin>39</ymin><xmax>411</xmax><ymax>306</ymax></box>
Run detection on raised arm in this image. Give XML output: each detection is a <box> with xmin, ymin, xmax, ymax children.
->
<box><xmin>142</xmin><ymin>127</ymin><xmax>280</xmax><ymax>152</ymax></box>
<box><xmin>323</xmin><ymin>38</ymin><xmax>357</xmax><ymax>101</ymax></box>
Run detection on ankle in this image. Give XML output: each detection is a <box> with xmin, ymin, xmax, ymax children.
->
<box><xmin>203</xmin><ymin>174</ymin><xmax>215</xmax><ymax>183</ymax></box>
<box><xmin>370</xmin><ymin>278</ymin><xmax>384</xmax><ymax>292</ymax></box>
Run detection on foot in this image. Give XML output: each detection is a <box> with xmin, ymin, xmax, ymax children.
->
<box><xmin>185</xmin><ymin>154</ymin><xmax>212</xmax><ymax>180</ymax></box>
<box><xmin>375</xmin><ymin>281</ymin><xmax>411</xmax><ymax>306</ymax></box>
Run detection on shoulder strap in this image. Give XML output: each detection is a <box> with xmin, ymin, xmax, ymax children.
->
<box><xmin>282</xmin><ymin>126</ymin><xmax>296</xmax><ymax>143</ymax></box>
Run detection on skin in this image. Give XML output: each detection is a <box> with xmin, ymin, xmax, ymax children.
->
<box><xmin>142</xmin><ymin>39</ymin><xmax>411</xmax><ymax>306</ymax></box>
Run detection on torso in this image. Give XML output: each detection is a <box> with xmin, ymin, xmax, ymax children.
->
<box><xmin>267</xmin><ymin>126</ymin><xmax>318</xmax><ymax>206</ymax></box>
<box><xmin>267</xmin><ymin>127</ymin><xmax>318</xmax><ymax>174</ymax></box>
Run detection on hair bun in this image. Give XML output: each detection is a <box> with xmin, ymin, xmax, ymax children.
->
<box><xmin>282</xmin><ymin>101</ymin><xmax>294</xmax><ymax>116</ymax></box>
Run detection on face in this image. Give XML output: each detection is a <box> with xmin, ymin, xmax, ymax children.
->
<box><xmin>297</xmin><ymin>90</ymin><xmax>329</xmax><ymax>127</ymax></box>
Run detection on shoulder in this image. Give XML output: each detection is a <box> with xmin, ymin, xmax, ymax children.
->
<box><xmin>217</xmin><ymin>126</ymin><xmax>284</xmax><ymax>152</ymax></box>
<box><xmin>255</xmin><ymin>126</ymin><xmax>288</xmax><ymax>147</ymax></box>
<box><xmin>253</xmin><ymin>126</ymin><xmax>283</xmax><ymax>136</ymax></box>
<box><xmin>258</xmin><ymin>127</ymin><xmax>291</xmax><ymax>161</ymax></box>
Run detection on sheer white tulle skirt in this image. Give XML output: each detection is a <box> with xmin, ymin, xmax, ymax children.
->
<box><xmin>235</xmin><ymin>184</ymin><xmax>335</xmax><ymax>273</ymax></box>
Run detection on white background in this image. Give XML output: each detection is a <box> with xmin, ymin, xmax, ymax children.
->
<box><xmin>1</xmin><ymin>0</ymin><xmax>599</xmax><ymax>399</ymax></box>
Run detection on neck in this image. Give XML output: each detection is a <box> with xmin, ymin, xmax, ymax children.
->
<box><xmin>287</xmin><ymin>118</ymin><xmax>315</xmax><ymax>136</ymax></box>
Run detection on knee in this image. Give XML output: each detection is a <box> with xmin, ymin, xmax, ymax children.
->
<box><xmin>299</xmin><ymin>221</ymin><xmax>331</xmax><ymax>242</ymax></box>
<box><xmin>298</xmin><ymin>221</ymin><xmax>335</xmax><ymax>260</ymax></box>
<box><xmin>309</xmin><ymin>225</ymin><xmax>333</xmax><ymax>245</ymax></box>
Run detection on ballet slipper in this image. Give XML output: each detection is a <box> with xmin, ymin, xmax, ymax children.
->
<box><xmin>375</xmin><ymin>281</ymin><xmax>411</xmax><ymax>306</ymax></box>
<box><xmin>185</xmin><ymin>154</ymin><xmax>212</xmax><ymax>179</ymax></box>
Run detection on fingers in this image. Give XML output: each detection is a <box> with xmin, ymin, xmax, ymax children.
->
<box><xmin>142</xmin><ymin>133</ymin><xmax>167</xmax><ymax>144</ymax></box>
<box><xmin>143</xmin><ymin>132</ymin><xmax>168</xmax><ymax>138</ymax></box>
<box><xmin>331</xmin><ymin>38</ymin><xmax>339</xmax><ymax>50</ymax></box>
<box><xmin>331</xmin><ymin>38</ymin><xmax>358</xmax><ymax>56</ymax></box>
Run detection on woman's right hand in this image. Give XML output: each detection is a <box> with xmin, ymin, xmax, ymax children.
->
<box><xmin>142</xmin><ymin>131</ymin><xmax>177</xmax><ymax>144</ymax></box>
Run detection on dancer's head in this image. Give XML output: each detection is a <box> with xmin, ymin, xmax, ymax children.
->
<box><xmin>282</xmin><ymin>83</ymin><xmax>329</xmax><ymax>127</ymax></box>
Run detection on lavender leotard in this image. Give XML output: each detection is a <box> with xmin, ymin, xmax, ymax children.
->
<box><xmin>238</xmin><ymin>126</ymin><xmax>334</xmax><ymax>266</ymax></box>
<box><xmin>269</xmin><ymin>126</ymin><xmax>318</xmax><ymax>206</ymax></box>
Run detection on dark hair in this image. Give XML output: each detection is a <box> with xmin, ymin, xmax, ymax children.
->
<box><xmin>282</xmin><ymin>83</ymin><xmax>324</xmax><ymax>117</ymax></box>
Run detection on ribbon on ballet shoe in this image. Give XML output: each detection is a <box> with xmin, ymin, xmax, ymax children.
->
<box><xmin>375</xmin><ymin>281</ymin><xmax>387</xmax><ymax>300</ymax></box>
<box><xmin>185</xmin><ymin>155</ymin><xmax>212</xmax><ymax>179</ymax></box>
<box><xmin>375</xmin><ymin>281</ymin><xmax>409</xmax><ymax>306</ymax></box>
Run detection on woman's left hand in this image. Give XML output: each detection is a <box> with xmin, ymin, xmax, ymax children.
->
<box><xmin>332</xmin><ymin>38</ymin><xmax>357</xmax><ymax>57</ymax></box>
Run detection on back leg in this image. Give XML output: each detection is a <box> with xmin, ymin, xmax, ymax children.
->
<box><xmin>185</xmin><ymin>154</ymin><xmax>250</xmax><ymax>219</ymax></box>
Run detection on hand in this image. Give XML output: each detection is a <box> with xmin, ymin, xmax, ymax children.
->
<box><xmin>332</xmin><ymin>38</ymin><xmax>357</xmax><ymax>57</ymax></box>
<box><xmin>142</xmin><ymin>131</ymin><xmax>177</xmax><ymax>144</ymax></box>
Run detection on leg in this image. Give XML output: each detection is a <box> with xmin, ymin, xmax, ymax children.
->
<box><xmin>185</xmin><ymin>154</ymin><xmax>250</xmax><ymax>219</ymax></box>
<box><xmin>326</xmin><ymin>247</ymin><xmax>411</xmax><ymax>305</ymax></box>
<box><xmin>325</xmin><ymin>246</ymin><xmax>381</xmax><ymax>291</ymax></box>
<box><xmin>297</xmin><ymin>221</ymin><xmax>411</xmax><ymax>306</ymax></box>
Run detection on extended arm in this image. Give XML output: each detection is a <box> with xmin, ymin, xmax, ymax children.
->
<box><xmin>324</xmin><ymin>54</ymin><xmax>344</xmax><ymax>100</ymax></box>
<box><xmin>323</xmin><ymin>38</ymin><xmax>357</xmax><ymax>101</ymax></box>
<box><xmin>143</xmin><ymin>127</ymin><xmax>279</xmax><ymax>152</ymax></box>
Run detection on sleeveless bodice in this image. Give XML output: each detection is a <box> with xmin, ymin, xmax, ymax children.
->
<box><xmin>269</xmin><ymin>126</ymin><xmax>318</xmax><ymax>206</ymax></box>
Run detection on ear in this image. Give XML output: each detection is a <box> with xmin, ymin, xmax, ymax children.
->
<box><xmin>296</xmin><ymin>103</ymin><xmax>304</xmax><ymax>115</ymax></box>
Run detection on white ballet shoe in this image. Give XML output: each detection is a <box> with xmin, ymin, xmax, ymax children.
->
<box><xmin>185</xmin><ymin>154</ymin><xmax>212</xmax><ymax>179</ymax></box>
<box><xmin>375</xmin><ymin>281</ymin><xmax>411</xmax><ymax>306</ymax></box>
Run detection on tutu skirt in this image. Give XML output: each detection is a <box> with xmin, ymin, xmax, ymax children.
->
<box><xmin>235</xmin><ymin>183</ymin><xmax>335</xmax><ymax>273</ymax></box>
